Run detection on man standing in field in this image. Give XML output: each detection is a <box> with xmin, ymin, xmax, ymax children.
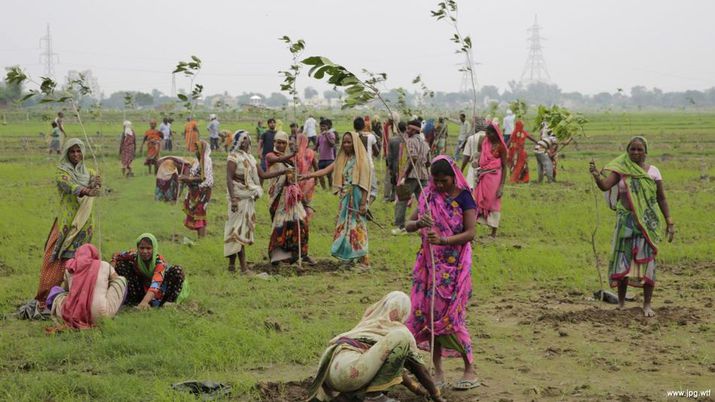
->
<box><xmin>392</xmin><ymin>120</ymin><xmax>429</xmax><ymax>235</ymax></box>
<box><xmin>303</xmin><ymin>114</ymin><xmax>317</xmax><ymax>147</ymax></box>
<box><xmin>159</xmin><ymin>117</ymin><xmax>172</xmax><ymax>151</ymax></box>
<box><xmin>384</xmin><ymin>121</ymin><xmax>406</xmax><ymax>202</ymax></box>
<box><xmin>258</xmin><ymin>118</ymin><xmax>277</xmax><ymax>173</ymax></box>
<box><xmin>184</xmin><ymin>117</ymin><xmax>199</xmax><ymax>152</ymax></box>
<box><xmin>451</xmin><ymin>113</ymin><xmax>471</xmax><ymax>160</ymax></box>
<box><xmin>316</xmin><ymin>119</ymin><xmax>336</xmax><ymax>189</ymax></box>
<box><xmin>355</xmin><ymin>117</ymin><xmax>379</xmax><ymax>203</ymax></box>
<box><xmin>503</xmin><ymin>109</ymin><xmax>515</xmax><ymax>145</ymax></box>
<box><xmin>54</xmin><ymin>111</ymin><xmax>67</xmax><ymax>137</ymax></box>
<box><xmin>207</xmin><ymin>114</ymin><xmax>220</xmax><ymax>151</ymax></box>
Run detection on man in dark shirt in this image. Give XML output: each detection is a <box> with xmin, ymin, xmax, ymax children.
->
<box><xmin>258</xmin><ymin>118</ymin><xmax>277</xmax><ymax>173</ymax></box>
<box><xmin>384</xmin><ymin>122</ymin><xmax>406</xmax><ymax>202</ymax></box>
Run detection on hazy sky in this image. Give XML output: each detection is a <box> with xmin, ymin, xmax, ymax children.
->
<box><xmin>2</xmin><ymin>0</ymin><xmax>714</xmax><ymax>98</ymax></box>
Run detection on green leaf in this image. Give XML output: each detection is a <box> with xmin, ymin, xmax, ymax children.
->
<box><xmin>177</xmin><ymin>94</ymin><xmax>188</xmax><ymax>101</ymax></box>
<box><xmin>191</xmin><ymin>55</ymin><xmax>201</xmax><ymax>63</ymax></box>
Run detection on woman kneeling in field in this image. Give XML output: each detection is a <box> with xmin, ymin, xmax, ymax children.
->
<box><xmin>590</xmin><ymin>136</ymin><xmax>674</xmax><ymax>317</ymax></box>
<box><xmin>112</xmin><ymin>233</ymin><xmax>188</xmax><ymax>309</ymax></box>
<box><xmin>48</xmin><ymin>244</ymin><xmax>127</xmax><ymax>329</ymax></box>
<box><xmin>308</xmin><ymin>291</ymin><xmax>445</xmax><ymax>402</ymax></box>
<box><xmin>405</xmin><ymin>156</ymin><xmax>479</xmax><ymax>391</ymax></box>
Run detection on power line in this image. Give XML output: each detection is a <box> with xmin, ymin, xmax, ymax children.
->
<box><xmin>39</xmin><ymin>23</ymin><xmax>59</xmax><ymax>79</ymax></box>
<box><xmin>520</xmin><ymin>15</ymin><xmax>551</xmax><ymax>85</ymax></box>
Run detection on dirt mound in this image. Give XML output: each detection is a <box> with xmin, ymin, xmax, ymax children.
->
<box><xmin>251</xmin><ymin>259</ymin><xmax>344</xmax><ymax>276</ymax></box>
<box><xmin>254</xmin><ymin>378</ymin><xmax>481</xmax><ymax>402</ymax></box>
<box><xmin>531</xmin><ymin>306</ymin><xmax>701</xmax><ymax>327</ymax></box>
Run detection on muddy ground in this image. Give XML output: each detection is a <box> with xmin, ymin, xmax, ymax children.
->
<box><xmin>249</xmin><ymin>261</ymin><xmax>714</xmax><ymax>401</ymax></box>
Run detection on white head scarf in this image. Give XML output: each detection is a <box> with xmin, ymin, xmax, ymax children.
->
<box><xmin>229</xmin><ymin>130</ymin><xmax>250</xmax><ymax>154</ymax></box>
<box><xmin>123</xmin><ymin>121</ymin><xmax>133</xmax><ymax>136</ymax></box>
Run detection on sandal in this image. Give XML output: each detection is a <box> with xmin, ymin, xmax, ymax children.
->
<box><xmin>452</xmin><ymin>379</ymin><xmax>480</xmax><ymax>391</ymax></box>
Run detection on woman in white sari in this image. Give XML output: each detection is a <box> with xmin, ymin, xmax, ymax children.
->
<box><xmin>224</xmin><ymin>131</ymin><xmax>286</xmax><ymax>273</ymax></box>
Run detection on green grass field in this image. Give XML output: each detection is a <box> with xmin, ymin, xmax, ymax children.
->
<box><xmin>0</xmin><ymin>111</ymin><xmax>713</xmax><ymax>401</ymax></box>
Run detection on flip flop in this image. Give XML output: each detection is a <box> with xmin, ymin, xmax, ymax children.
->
<box><xmin>452</xmin><ymin>379</ymin><xmax>480</xmax><ymax>391</ymax></box>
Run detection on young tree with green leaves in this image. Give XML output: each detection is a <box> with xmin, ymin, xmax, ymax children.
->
<box><xmin>173</xmin><ymin>56</ymin><xmax>203</xmax><ymax>118</ymax></box>
<box><xmin>431</xmin><ymin>0</ymin><xmax>478</xmax><ymax>122</ymax></box>
<box><xmin>278</xmin><ymin>36</ymin><xmax>306</xmax><ymax>123</ymax></box>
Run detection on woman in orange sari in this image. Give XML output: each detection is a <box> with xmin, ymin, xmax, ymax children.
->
<box><xmin>507</xmin><ymin>120</ymin><xmax>533</xmax><ymax>183</ymax></box>
<box><xmin>142</xmin><ymin>120</ymin><xmax>163</xmax><ymax>175</ymax></box>
<box><xmin>184</xmin><ymin>117</ymin><xmax>199</xmax><ymax>152</ymax></box>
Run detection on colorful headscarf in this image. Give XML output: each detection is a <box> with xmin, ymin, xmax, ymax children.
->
<box><xmin>58</xmin><ymin>138</ymin><xmax>91</xmax><ymax>187</ymax></box>
<box><xmin>332</xmin><ymin>131</ymin><xmax>371</xmax><ymax>193</ymax></box>
<box><xmin>194</xmin><ymin>139</ymin><xmax>211</xmax><ymax>182</ymax></box>
<box><xmin>604</xmin><ymin>136</ymin><xmax>661</xmax><ymax>248</ymax></box>
<box><xmin>135</xmin><ymin>233</ymin><xmax>158</xmax><ymax>278</ymax></box>
<box><xmin>329</xmin><ymin>291</ymin><xmax>416</xmax><ymax>345</ymax></box>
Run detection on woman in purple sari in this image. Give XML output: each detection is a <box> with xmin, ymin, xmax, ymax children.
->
<box><xmin>405</xmin><ymin>155</ymin><xmax>479</xmax><ymax>391</ymax></box>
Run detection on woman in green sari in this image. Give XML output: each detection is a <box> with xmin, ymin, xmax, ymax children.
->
<box><xmin>35</xmin><ymin>138</ymin><xmax>102</xmax><ymax>306</ymax></box>
<box><xmin>589</xmin><ymin>136</ymin><xmax>674</xmax><ymax>317</ymax></box>
<box><xmin>308</xmin><ymin>291</ymin><xmax>445</xmax><ymax>402</ymax></box>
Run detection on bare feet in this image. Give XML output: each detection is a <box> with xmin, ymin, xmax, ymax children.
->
<box><xmin>432</xmin><ymin>370</ymin><xmax>445</xmax><ymax>387</ymax></box>
<box><xmin>643</xmin><ymin>305</ymin><xmax>656</xmax><ymax>317</ymax></box>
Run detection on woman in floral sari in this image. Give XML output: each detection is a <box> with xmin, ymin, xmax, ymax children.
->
<box><xmin>474</xmin><ymin>123</ymin><xmax>507</xmax><ymax>238</ymax></box>
<box><xmin>590</xmin><ymin>136</ymin><xmax>674</xmax><ymax>317</ymax></box>
<box><xmin>266</xmin><ymin>131</ymin><xmax>312</xmax><ymax>265</ymax></box>
<box><xmin>35</xmin><ymin>138</ymin><xmax>102</xmax><ymax>307</ymax></box>
<box><xmin>308</xmin><ymin>291</ymin><xmax>445</xmax><ymax>402</ymax></box>
<box><xmin>507</xmin><ymin>120</ymin><xmax>532</xmax><ymax>184</ymax></box>
<box><xmin>304</xmin><ymin>132</ymin><xmax>371</xmax><ymax>267</ymax></box>
<box><xmin>181</xmin><ymin>140</ymin><xmax>213</xmax><ymax>238</ymax></box>
<box><xmin>405</xmin><ymin>156</ymin><xmax>479</xmax><ymax>391</ymax></box>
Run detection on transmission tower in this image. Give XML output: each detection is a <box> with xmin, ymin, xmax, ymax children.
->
<box><xmin>520</xmin><ymin>15</ymin><xmax>551</xmax><ymax>85</ymax></box>
<box><xmin>39</xmin><ymin>24</ymin><xmax>59</xmax><ymax>79</ymax></box>
<box><xmin>458</xmin><ymin>53</ymin><xmax>480</xmax><ymax>93</ymax></box>
<box><xmin>171</xmin><ymin>73</ymin><xmax>177</xmax><ymax>98</ymax></box>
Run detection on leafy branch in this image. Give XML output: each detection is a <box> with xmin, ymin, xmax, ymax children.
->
<box><xmin>431</xmin><ymin>0</ymin><xmax>478</xmax><ymax>121</ymax></box>
<box><xmin>509</xmin><ymin>99</ymin><xmax>528</xmax><ymax>120</ymax></box>
<box><xmin>278</xmin><ymin>36</ymin><xmax>306</xmax><ymax>122</ymax></box>
<box><xmin>173</xmin><ymin>56</ymin><xmax>203</xmax><ymax>116</ymax></box>
<box><xmin>5</xmin><ymin>66</ymin><xmax>97</xmax><ymax>166</ymax></box>
<box><xmin>412</xmin><ymin>75</ymin><xmax>435</xmax><ymax>112</ymax></box>
<box><xmin>533</xmin><ymin>104</ymin><xmax>587</xmax><ymax>141</ymax></box>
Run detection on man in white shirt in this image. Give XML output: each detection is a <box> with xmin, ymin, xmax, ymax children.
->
<box><xmin>354</xmin><ymin>117</ymin><xmax>379</xmax><ymax>202</ymax></box>
<box><xmin>303</xmin><ymin>115</ymin><xmax>317</xmax><ymax>147</ymax></box>
<box><xmin>158</xmin><ymin>118</ymin><xmax>172</xmax><ymax>151</ymax></box>
<box><xmin>460</xmin><ymin>121</ymin><xmax>487</xmax><ymax>189</ymax></box>
<box><xmin>452</xmin><ymin>113</ymin><xmax>471</xmax><ymax>160</ymax></box>
<box><xmin>503</xmin><ymin>109</ymin><xmax>515</xmax><ymax>145</ymax></box>
<box><xmin>207</xmin><ymin>114</ymin><xmax>220</xmax><ymax>151</ymax></box>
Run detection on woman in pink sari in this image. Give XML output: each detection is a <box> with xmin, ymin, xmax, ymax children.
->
<box><xmin>405</xmin><ymin>156</ymin><xmax>479</xmax><ymax>390</ymax></box>
<box><xmin>474</xmin><ymin>123</ymin><xmax>507</xmax><ymax>238</ymax></box>
<box><xmin>295</xmin><ymin>134</ymin><xmax>318</xmax><ymax>220</ymax></box>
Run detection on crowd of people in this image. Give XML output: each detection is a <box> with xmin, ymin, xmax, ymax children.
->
<box><xmin>22</xmin><ymin>109</ymin><xmax>675</xmax><ymax>401</ymax></box>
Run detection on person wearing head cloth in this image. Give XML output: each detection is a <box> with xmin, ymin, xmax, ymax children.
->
<box><xmin>32</xmin><ymin>138</ymin><xmax>102</xmax><ymax>307</ymax></box>
<box><xmin>473</xmin><ymin>123</ymin><xmax>507</xmax><ymax>238</ymax></box>
<box><xmin>119</xmin><ymin>120</ymin><xmax>136</xmax><ymax>177</ymax></box>
<box><xmin>111</xmin><ymin>233</ymin><xmax>188</xmax><ymax>309</ymax></box>
<box><xmin>391</xmin><ymin>120</ymin><xmax>430</xmax><ymax>235</ymax></box>
<box><xmin>506</xmin><ymin>119</ymin><xmax>535</xmax><ymax>184</ymax></box>
<box><xmin>224</xmin><ymin>130</ymin><xmax>286</xmax><ymax>273</ymax></box>
<box><xmin>48</xmin><ymin>244</ymin><xmax>127</xmax><ymax>329</ymax></box>
<box><xmin>460</xmin><ymin>118</ymin><xmax>486</xmax><ymax>189</ymax></box>
<box><xmin>590</xmin><ymin>136</ymin><xmax>674</xmax><ymax>317</ymax></box>
<box><xmin>184</xmin><ymin>116</ymin><xmax>199</xmax><ymax>153</ymax></box>
<box><xmin>141</xmin><ymin>120</ymin><xmax>163</xmax><ymax>175</ymax></box>
<box><xmin>404</xmin><ymin>156</ymin><xmax>479</xmax><ymax>390</ymax></box>
<box><xmin>264</xmin><ymin>131</ymin><xmax>312</xmax><ymax>265</ymax></box>
<box><xmin>354</xmin><ymin>117</ymin><xmax>379</xmax><ymax>203</ymax></box>
<box><xmin>302</xmin><ymin>131</ymin><xmax>371</xmax><ymax>267</ymax></box>
<box><xmin>308</xmin><ymin>291</ymin><xmax>446</xmax><ymax>402</ymax></box>
<box><xmin>154</xmin><ymin>155</ymin><xmax>197</xmax><ymax>202</ymax></box>
<box><xmin>181</xmin><ymin>139</ymin><xmax>213</xmax><ymax>238</ymax></box>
